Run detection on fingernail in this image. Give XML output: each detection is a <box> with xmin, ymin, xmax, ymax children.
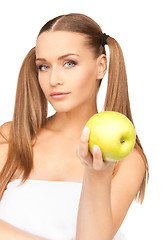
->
<box><xmin>93</xmin><ymin>145</ymin><xmax>99</xmax><ymax>154</ymax></box>
<box><xmin>82</xmin><ymin>126</ymin><xmax>90</xmax><ymax>136</ymax></box>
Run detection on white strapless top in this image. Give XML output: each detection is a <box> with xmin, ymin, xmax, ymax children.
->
<box><xmin>0</xmin><ymin>179</ymin><xmax>126</xmax><ymax>240</ymax></box>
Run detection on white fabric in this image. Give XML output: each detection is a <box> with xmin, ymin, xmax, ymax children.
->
<box><xmin>0</xmin><ymin>179</ymin><xmax>126</xmax><ymax>240</ymax></box>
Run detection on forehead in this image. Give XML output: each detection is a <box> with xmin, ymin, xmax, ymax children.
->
<box><xmin>35</xmin><ymin>31</ymin><xmax>90</xmax><ymax>58</ymax></box>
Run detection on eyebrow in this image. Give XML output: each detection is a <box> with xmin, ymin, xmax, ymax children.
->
<box><xmin>36</xmin><ymin>53</ymin><xmax>80</xmax><ymax>62</ymax></box>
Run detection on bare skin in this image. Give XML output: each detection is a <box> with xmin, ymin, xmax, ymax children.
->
<box><xmin>0</xmin><ymin>31</ymin><xmax>146</xmax><ymax>240</ymax></box>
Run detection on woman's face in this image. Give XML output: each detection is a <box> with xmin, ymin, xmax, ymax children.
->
<box><xmin>35</xmin><ymin>31</ymin><xmax>106</xmax><ymax>113</ymax></box>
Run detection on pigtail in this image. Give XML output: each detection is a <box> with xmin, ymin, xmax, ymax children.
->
<box><xmin>0</xmin><ymin>48</ymin><xmax>48</xmax><ymax>198</ymax></box>
<box><xmin>104</xmin><ymin>37</ymin><xmax>149</xmax><ymax>203</ymax></box>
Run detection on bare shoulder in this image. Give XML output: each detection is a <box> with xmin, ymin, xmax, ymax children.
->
<box><xmin>122</xmin><ymin>147</ymin><xmax>146</xmax><ymax>170</ymax></box>
<box><xmin>114</xmin><ymin>147</ymin><xmax>146</xmax><ymax>188</ymax></box>
<box><xmin>0</xmin><ymin>121</ymin><xmax>12</xmax><ymax>171</ymax></box>
<box><xmin>112</xmin><ymin>146</ymin><xmax>146</xmax><ymax>204</ymax></box>
<box><xmin>0</xmin><ymin>121</ymin><xmax>11</xmax><ymax>142</ymax></box>
<box><xmin>125</xmin><ymin>146</ymin><xmax>146</xmax><ymax>178</ymax></box>
<box><xmin>111</xmin><ymin>147</ymin><xmax>146</xmax><ymax>234</ymax></box>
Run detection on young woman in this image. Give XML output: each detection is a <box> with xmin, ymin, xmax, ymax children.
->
<box><xmin>0</xmin><ymin>13</ymin><xmax>149</xmax><ymax>240</ymax></box>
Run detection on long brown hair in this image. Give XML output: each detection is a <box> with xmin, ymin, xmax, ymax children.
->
<box><xmin>0</xmin><ymin>13</ymin><xmax>149</xmax><ymax>203</ymax></box>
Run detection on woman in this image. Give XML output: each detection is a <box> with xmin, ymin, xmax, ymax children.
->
<box><xmin>0</xmin><ymin>13</ymin><xmax>149</xmax><ymax>240</ymax></box>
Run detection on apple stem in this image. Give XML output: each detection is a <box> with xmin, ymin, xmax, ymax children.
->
<box><xmin>120</xmin><ymin>138</ymin><xmax>125</xmax><ymax>144</ymax></box>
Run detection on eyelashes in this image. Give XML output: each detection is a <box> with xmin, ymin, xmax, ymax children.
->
<box><xmin>64</xmin><ymin>60</ymin><xmax>77</xmax><ymax>68</ymax></box>
<box><xmin>37</xmin><ymin>65</ymin><xmax>49</xmax><ymax>71</ymax></box>
<box><xmin>37</xmin><ymin>60</ymin><xmax>78</xmax><ymax>71</ymax></box>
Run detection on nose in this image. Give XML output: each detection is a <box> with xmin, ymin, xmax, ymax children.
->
<box><xmin>49</xmin><ymin>67</ymin><xmax>64</xmax><ymax>86</ymax></box>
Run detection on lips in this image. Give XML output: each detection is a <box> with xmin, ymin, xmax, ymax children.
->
<box><xmin>50</xmin><ymin>92</ymin><xmax>70</xmax><ymax>99</ymax></box>
<box><xmin>50</xmin><ymin>92</ymin><xmax>70</xmax><ymax>96</ymax></box>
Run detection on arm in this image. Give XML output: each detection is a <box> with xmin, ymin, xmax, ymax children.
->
<box><xmin>76</xmin><ymin>166</ymin><xmax>114</xmax><ymax>240</ymax></box>
<box><xmin>76</xmin><ymin>127</ymin><xmax>146</xmax><ymax>240</ymax></box>
<box><xmin>0</xmin><ymin>220</ymin><xmax>47</xmax><ymax>240</ymax></box>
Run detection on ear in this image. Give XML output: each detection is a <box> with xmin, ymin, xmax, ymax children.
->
<box><xmin>96</xmin><ymin>54</ymin><xmax>107</xmax><ymax>80</ymax></box>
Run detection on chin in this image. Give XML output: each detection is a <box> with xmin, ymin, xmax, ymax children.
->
<box><xmin>49</xmin><ymin>103</ymin><xmax>74</xmax><ymax>113</ymax></box>
<box><xmin>49</xmin><ymin>97</ymin><xmax>92</xmax><ymax>114</ymax></box>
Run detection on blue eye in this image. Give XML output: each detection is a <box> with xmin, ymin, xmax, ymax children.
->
<box><xmin>64</xmin><ymin>60</ymin><xmax>77</xmax><ymax>68</ymax></box>
<box><xmin>38</xmin><ymin>65</ymin><xmax>49</xmax><ymax>71</ymax></box>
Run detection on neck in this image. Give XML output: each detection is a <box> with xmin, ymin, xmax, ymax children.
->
<box><xmin>45</xmin><ymin>103</ymin><xmax>98</xmax><ymax>138</ymax></box>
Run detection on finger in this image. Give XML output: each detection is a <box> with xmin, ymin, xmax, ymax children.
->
<box><xmin>79</xmin><ymin>157</ymin><xmax>89</xmax><ymax>166</ymax></box>
<box><xmin>77</xmin><ymin>126</ymin><xmax>93</xmax><ymax>166</ymax></box>
<box><xmin>76</xmin><ymin>147</ymin><xmax>89</xmax><ymax>166</ymax></box>
<box><xmin>92</xmin><ymin>145</ymin><xmax>104</xmax><ymax>170</ymax></box>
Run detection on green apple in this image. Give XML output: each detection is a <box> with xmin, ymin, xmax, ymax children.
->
<box><xmin>86</xmin><ymin>111</ymin><xmax>136</xmax><ymax>161</ymax></box>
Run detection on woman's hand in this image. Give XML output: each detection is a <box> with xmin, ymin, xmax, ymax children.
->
<box><xmin>77</xmin><ymin>126</ymin><xmax>114</xmax><ymax>171</ymax></box>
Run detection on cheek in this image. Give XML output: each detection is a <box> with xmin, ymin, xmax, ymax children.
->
<box><xmin>38</xmin><ymin>77</ymin><xmax>48</xmax><ymax>97</ymax></box>
<box><xmin>38</xmin><ymin>72</ymin><xmax>47</xmax><ymax>89</ymax></box>
<box><xmin>38</xmin><ymin>78</ymin><xmax>44</xmax><ymax>91</ymax></box>
<box><xmin>74</xmin><ymin>67</ymin><xmax>97</xmax><ymax>93</ymax></box>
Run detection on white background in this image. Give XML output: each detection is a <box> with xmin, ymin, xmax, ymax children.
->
<box><xmin>0</xmin><ymin>0</ymin><xmax>164</xmax><ymax>239</ymax></box>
